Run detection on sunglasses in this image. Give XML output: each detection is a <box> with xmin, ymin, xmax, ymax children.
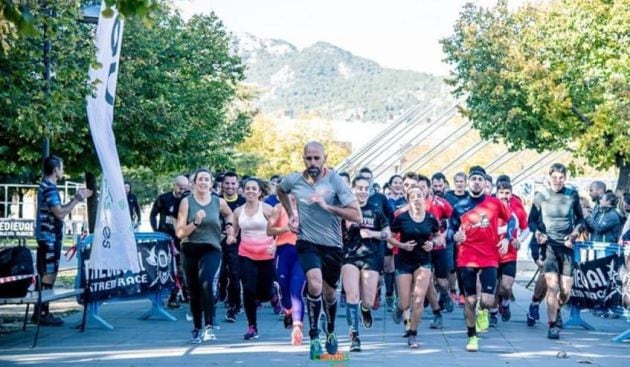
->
<box><xmin>304</xmin><ymin>156</ymin><xmax>321</xmax><ymax>161</ymax></box>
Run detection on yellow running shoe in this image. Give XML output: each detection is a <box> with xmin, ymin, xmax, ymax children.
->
<box><xmin>466</xmin><ymin>335</ymin><xmax>479</xmax><ymax>352</ymax></box>
<box><xmin>476</xmin><ymin>309</ymin><xmax>489</xmax><ymax>332</ymax></box>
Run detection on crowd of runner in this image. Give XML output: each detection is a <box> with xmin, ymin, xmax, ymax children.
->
<box><xmin>144</xmin><ymin>141</ymin><xmax>630</xmax><ymax>358</ymax></box>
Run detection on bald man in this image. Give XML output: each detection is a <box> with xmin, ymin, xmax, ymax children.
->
<box><xmin>150</xmin><ymin>175</ymin><xmax>190</xmax><ymax>308</ymax></box>
<box><xmin>278</xmin><ymin>141</ymin><xmax>362</xmax><ymax>359</ymax></box>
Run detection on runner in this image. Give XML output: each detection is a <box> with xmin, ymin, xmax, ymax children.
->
<box><xmin>449</xmin><ymin>166</ymin><xmax>512</xmax><ymax>352</ymax></box>
<box><xmin>277</xmin><ymin>141</ymin><xmax>361</xmax><ymax>360</ymax></box>
<box><xmin>528</xmin><ymin>163</ymin><xmax>584</xmax><ymax>339</ymax></box>
<box><xmin>176</xmin><ymin>169</ymin><xmax>235</xmax><ymax>344</ymax></box>
<box><xmin>491</xmin><ymin>180</ymin><xmax>529</xmax><ymax>327</ymax></box>
<box><xmin>444</xmin><ymin>172</ymin><xmax>469</xmax><ymax>306</ymax></box>
<box><xmin>417</xmin><ymin>174</ymin><xmax>453</xmax><ymax>328</ymax></box>
<box><xmin>389</xmin><ymin>185</ymin><xmax>439</xmax><ymax>348</ymax></box>
<box><xmin>342</xmin><ymin>176</ymin><xmax>391</xmax><ymax>352</ymax></box>
<box><xmin>233</xmin><ymin>178</ymin><xmax>275</xmax><ymax>340</ymax></box>
<box><xmin>218</xmin><ymin>171</ymin><xmax>246</xmax><ymax>322</ymax></box>
<box><xmin>357</xmin><ymin>167</ymin><xmax>394</xmax><ymax>311</ymax></box>
<box><xmin>385</xmin><ymin>174</ymin><xmax>405</xmax><ymax>310</ymax></box>
<box><xmin>150</xmin><ymin>175</ymin><xmax>190</xmax><ymax>308</ymax></box>
<box><xmin>267</xmin><ymin>193</ymin><xmax>306</xmax><ymax>345</ymax></box>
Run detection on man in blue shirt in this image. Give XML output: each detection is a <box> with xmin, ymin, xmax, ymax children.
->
<box><xmin>34</xmin><ymin>156</ymin><xmax>92</xmax><ymax>326</ymax></box>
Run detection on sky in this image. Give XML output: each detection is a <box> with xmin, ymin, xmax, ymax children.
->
<box><xmin>174</xmin><ymin>0</ymin><xmax>527</xmax><ymax>75</ymax></box>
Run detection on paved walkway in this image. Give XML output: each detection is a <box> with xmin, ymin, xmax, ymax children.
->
<box><xmin>1</xmin><ymin>280</ymin><xmax>629</xmax><ymax>367</ymax></box>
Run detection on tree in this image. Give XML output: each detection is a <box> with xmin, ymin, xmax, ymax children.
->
<box><xmin>1</xmin><ymin>0</ymin><xmax>157</xmax><ymax>45</ymax></box>
<box><xmin>114</xmin><ymin>6</ymin><xmax>252</xmax><ymax>173</ymax></box>
<box><xmin>0</xmin><ymin>2</ymin><xmax>252</xmax><ymax>181</ymax></box>
<box><xmin>235</xmin><ymin>115</ymin><xmax>351</xmax><ymax>178</ymax></box>
<box><xmin>442</xmin><ymin>0</ymin><xmax>630</xmax><ymax>191</ymax></box>
<box><xmin>0</xmin><ymin>1</ymin><xmax>95</xmax><ymax>181</ymax></box>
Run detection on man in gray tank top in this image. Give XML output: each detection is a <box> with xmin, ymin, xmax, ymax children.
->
<box><xmin>278</xmin><ymin>141</ymin><xmax>361</xmax><ymax>359</ymax></box>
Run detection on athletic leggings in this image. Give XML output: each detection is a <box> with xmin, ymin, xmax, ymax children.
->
<box><xmin>240</xmin><ymin>256</ymin><xmax>275</xmax><ymax>328</ymax></box>
<box><xmin>182</xmin><ymin>245</ymin><xmax>222</xmax><ymax>330</ymax></box>
<box><xmin>275</xmin><ymin>244</ymin><xmax>305</xmax><ymax>324</ymax></box>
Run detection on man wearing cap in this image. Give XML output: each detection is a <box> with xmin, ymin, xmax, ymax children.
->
<box><xmin>448</xmin><ymin>166</ymin><xmax>513</xmax><ymax>352</ymax></box>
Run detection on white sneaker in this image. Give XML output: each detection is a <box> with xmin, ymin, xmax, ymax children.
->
<box><xmin>202</xmin><ymin>325</ymin><xmax>216</xmax><ymax>341</ymax></box>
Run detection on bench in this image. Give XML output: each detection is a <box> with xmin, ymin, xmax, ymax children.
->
<box><xmin>0</xmin><ymin>273</ymin><xmax>87</xmax><ymax>348</ymax></box>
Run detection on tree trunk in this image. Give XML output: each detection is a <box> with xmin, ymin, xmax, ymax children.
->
<box><xmin>86</xmin><ymin>171</ymin><xmax>98</xmax><ymax>233</ymax></box>
<box><xmin>616</xmin><ymin>157</ymin><xmax>630</xmax><ymax>193</ymax></box>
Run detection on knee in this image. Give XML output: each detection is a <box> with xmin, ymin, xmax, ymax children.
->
<box><xmin>480</xmin><ymin>296</ymin><xmax>494</xmax><ymax>309</ymax></box>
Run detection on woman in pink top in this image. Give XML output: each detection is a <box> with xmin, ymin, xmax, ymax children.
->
<box><xmin>233</xmin><ymin>178</ymin><xmax>275</xmax><ymax>340</ymax></box>
<box><xmin>267</xmin><ymin>194</ymin><xmax>306</xmax><ymax>345</ymax></box>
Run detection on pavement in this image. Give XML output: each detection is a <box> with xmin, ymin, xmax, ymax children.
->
<box><xmin>1</xmin><ymin>274</ymin><xmax>630</xmax><ymax>367</ymax></box>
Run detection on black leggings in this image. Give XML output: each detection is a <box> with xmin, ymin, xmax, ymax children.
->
<box><xmin>182</xmin><ymin>245</ymin><xmax>222</xmax><ymax>330</ymax></box>
<box><xmin>239</xmin><ymin>256</ymin><xmax>274</xmax><ymax>329</ymax></box>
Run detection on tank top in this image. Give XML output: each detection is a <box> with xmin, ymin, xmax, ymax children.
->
<box><xmin>183</xmin><ymin>195</ymin><xmax>222</xmax><ymax>250</ymax></box>
<box><xmin>275</xmin><ymin>207</ymin><xmax>297</xmax><ymax>246</ymax></box>
<box><xmin>238</xmin><ymin>203</ymin><xmax>274</xmax><ymax>260</ymax></box>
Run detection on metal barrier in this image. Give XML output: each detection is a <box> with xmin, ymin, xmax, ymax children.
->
<box><xmin>75</xmin><ymin>232</ymin><xmax>177</xmax><ymax>330</ymax></box>
<box><xmin>564</xmin><ymin>241</ymin><xmax>630</xmax><ymax>342</ymax></box>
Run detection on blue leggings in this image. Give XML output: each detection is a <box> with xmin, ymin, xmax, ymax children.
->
<box><xmin>275</xmin><ymin>244</ymin><xmax>306</xmax><ymax>324</ymax></box>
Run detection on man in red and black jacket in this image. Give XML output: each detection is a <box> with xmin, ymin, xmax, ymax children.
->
<box><xmin>448</xmin><ymin>166</ymin><xmax>513</xmax><ymax>352</ymax></box>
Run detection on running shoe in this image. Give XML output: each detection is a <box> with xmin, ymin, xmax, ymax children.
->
<box><xmin>392</xmin><ymin>306</ymin><xmax>403</xmax><ymax>324</ymax></box>
<box><xmin>350</xmin><ymin>333</ymin><xmax>361</xmax><ymax>352</ymax></box>
<box><xmin>243</xmin><ymin>325</ymin><xmax>259</xmax><ymax>340</ymax></box>
<box><xmin>407</xmin><ymin>332</ymin><xmax>419</xmax><ymax>349</ymax></box>
<box><xmin>225</xmin><ymin>308</ymin><xmax>236</xmax><ymax>323</ymax></box>
<box><xmin>401</xmin><ymin>329</ymin><xmax>413</xmax><ymax>338</ymax></box>
<box><xmin>489</xmin><ymin>313</ymin><xmax>498</xmax><ymax>328</ymax></box>
<box><xmin>443</xmin><ymin>293</ymin><xmax>454</xmax><ymax>313</ymax></box>
<box><xmin>450</xmin><ymin>292</ymin><xmax>458</xmax><ymax>305</ymax></box>
<box><xmin>476</xmin><ymin>309</ymin><xmax>489</xmax><ymax>332</ymax></box>
<box><xmin>466</xmin><ymin>335</ymin><xmax>479</xmax><ymax>352</ymax></box>
<box><xmin>526</xmin><ymin>314</ymin><xmax>536</xmax><ymax>327</ymax></box>
<box><xmin>386</xmin><ymin>296</ymin><xmax>395</xmax><ymax>312</ymax></box>
<box><xmin>429</xmin><ymin>314</ymin><xmax>443</xmax><ymax>329</ymax></box>
<box><xmin>190</xmin><ymin>329</ymin><xmax>202</xmax><ymax>344</ymax></box>
<box><xmin>167</xmin><ymin>300</ymin><xmax>182</xmax><ymax>309</ymax></box>
<box><xmin>37</xmin><ymin>314</ymin><xmax>64</xmax><ymax>326</ymax></box>
<box><xmin>283</xmin><ymin>311</ymin><xmax>292</xmax><ymax>329</ymax></box>
<box><xmin>202</xmin><ymin>325</ymin><xmax>216</xmax><ymax>341</ymax></box>
<box><xmin>499</xmin><ymin>303</ymin><xmax>511</xmax><ymax>322</ymax></box>
<box><xmin>361</xmin><ymin>305</ymin><xmax>373</xmax><ymax>329</ymax></box>
<box><xmin>291</xmin><ymin>325</ymin><xmax>303</xmax><ymax>346</ymax></box>
<box><xmin>325</xmin><ymin>332</ymin><xmax>338</xmax><ymax>355</ymax></box>
<box><xmin>528</xmin><ymin>303</ymin><xmax>540</xmax><ymax>321</ymax></box>
<box><xmin>458</xmin><ymin>294</ymin><xmax>465</xmax><ymax>306</ymax></box>
<box><xmin>310</xmin><ymin>339</ymin><xmax>323</xmax><ymax>360</ymax></box>
<box><xmin>547</xmin><ymin>325</ymin><xmax>560</xmax><ymax>340</ymax></box>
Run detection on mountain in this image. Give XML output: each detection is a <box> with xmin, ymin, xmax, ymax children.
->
<box><xmin>235</xmin><ymin>33</ymin><xmax>455</xmax><ymax>122</ymax></box>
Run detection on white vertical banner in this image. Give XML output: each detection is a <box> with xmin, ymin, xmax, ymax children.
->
<box><xmin>86</xmin><ymin>1</ymin><xmax>139</xmax><ymax>272</ymax></box>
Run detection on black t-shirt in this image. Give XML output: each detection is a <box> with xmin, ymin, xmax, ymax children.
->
<box><xmin>343</xmin><ymin>201</ymin><xmax>389</xmax><ymax>257</ymax></box>
<box><xmin>369</xmin><ymin>192</ymin><xmax>394</xmax><ymax>222</ymax></box>
<box><xmin>390</xmin><ymin>211</ymin><xmax>439</xmax><ymax>265</ymax></box>
<box><xmin>444</xmin><ymin>190</ymin><xmax>469</xmax><ymax>208</ymax></box>
<box><xmin>150</xmin><ymin>191</ymin><xmax>186</xmax><ymax>237</ymax></box>
<box><xmin>221</xmin><ymin>194</ymin><xmax>246</xmax><ymax>248</ymax></box>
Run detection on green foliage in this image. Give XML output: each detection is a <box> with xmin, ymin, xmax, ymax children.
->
<box><xmin>0</xmin><ymin>2</ymin><xmax>252</xmax><ymax>183</ymax></box>
<box><xmin>115</xmin><ymin>7</ymin><xmax>252</xmax><ymax>174</ymax></box>
<box><xmin>442</xmin><ymin>0</ymin><xmax>630</xmax><ymax>189</ymax></box>
<box><xmin>0</xmin><ymin>1</ymin><xmax>96</xmax><ymax>180</ymax></box>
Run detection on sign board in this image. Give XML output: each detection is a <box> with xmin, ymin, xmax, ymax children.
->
<box><xmin>78</xmin><ymin>233</ymin><xmax>175</xmax><ymax>301</ymax></box>
<box><xmin>0</xmin><ymin>219</ymin><xmax>35</xmax><ymax>238</ymax></box>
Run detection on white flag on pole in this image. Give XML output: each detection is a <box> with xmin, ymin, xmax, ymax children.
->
<box><xmin>86</xmin><ymin>1</ymin><xmax>139</xmax><ymax>272</ymax></box>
